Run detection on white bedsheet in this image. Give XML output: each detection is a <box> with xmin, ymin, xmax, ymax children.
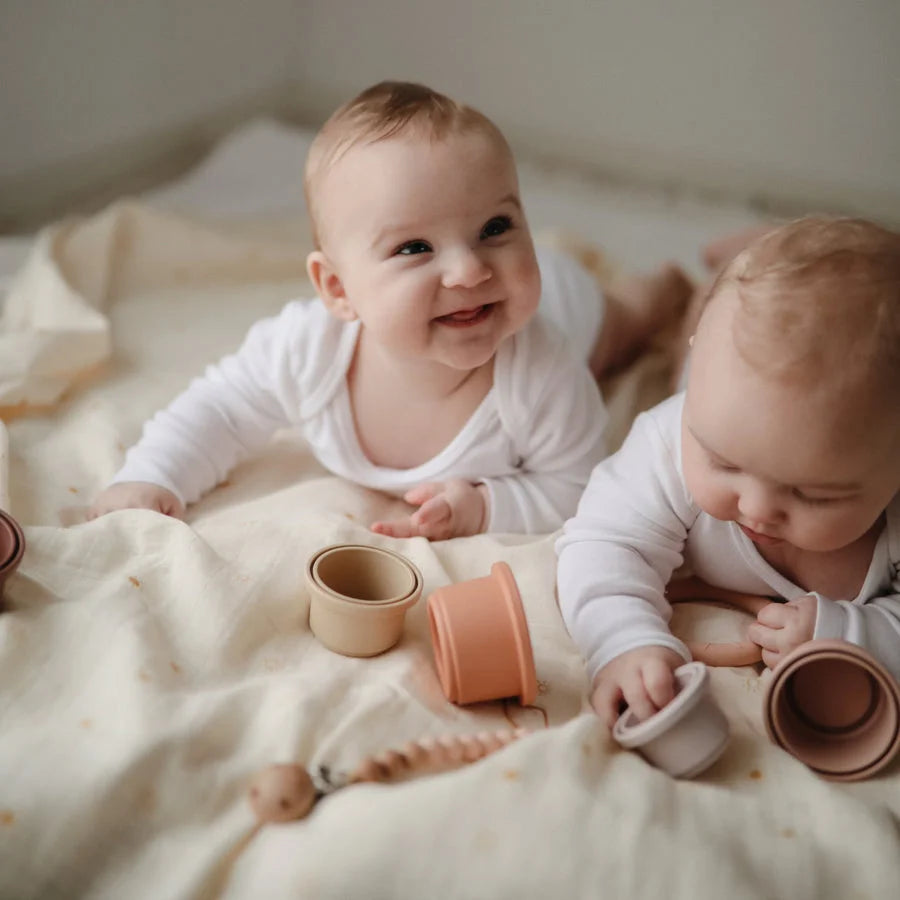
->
<box><xmin>1</xmin><ymin>123</ymin><xmax>898</xmax><ymax>900</ymax></box>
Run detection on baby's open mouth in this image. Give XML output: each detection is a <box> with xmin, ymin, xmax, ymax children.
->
<box><xmin>434</xmin><ymin>303</ymin><xmax>495</xmax><ymax>327</ymax></box>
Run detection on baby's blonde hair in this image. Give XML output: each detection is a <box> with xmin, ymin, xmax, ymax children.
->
<box><xmin>710</xmin><ymin>216</ymin><xmax>900</xmax><ymax>397</ymax></box>
<box><xmin>303</xmin><ymin>81</ymin><xmax>511</xmax><ymax>248</ymax></box>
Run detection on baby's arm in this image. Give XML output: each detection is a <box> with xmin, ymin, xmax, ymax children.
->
<box><xmin>89</xmin><ymin>306</ymin><xmax>304</xmax><ymax>518</ymax></box>
<box><xmin>556</xmin><ymin>404</ymin><xmax>694</xmax><ymax>724</ymax></box>
<box><xmin>370</xmin><ymin>327</ymin><xmax>607</xmax><ymax>540</ymax></box>
<box><xmin>88</xmin><ymin>482</ymin><xmax>184</xmax><ymax>519</ymax></box>
<box><xmin>479</xmin><ymin>328</ymin><xmax>609</xmax><ymax>535</ymax></box>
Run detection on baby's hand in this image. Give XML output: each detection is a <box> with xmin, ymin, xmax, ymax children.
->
<box><xmin>87</xmin><ymin>482</ymin><xmax>185</xmax><ymax>521</ymax></box>
<box><xmin>370</xmin><ymin>480</ymin><xmax>488</xmax><ymax>541</ymax></box>
<box><xmin>590</xmin><ymin>646</ymin><xmax>685</xmax><ymax>729</ymax></box>
<box><xmin>747</xmin><ymin>594</ymin><xmax>817</xmax><ymax>669</ymax></box>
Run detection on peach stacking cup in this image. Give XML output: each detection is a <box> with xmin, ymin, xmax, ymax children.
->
<box><xmin>427</xmin><ymin>562</ymin><xmax>537</xmax><ymax>706</ymax></box>
<box><xmin>306</xmin><ymin>544</ymin><xmax>422</xmax><ymax>657</ymax></box>
<box><xmin>764</xmin><ymin>640</ymin><xmax>900</xmax><ymax>781</ymax></box>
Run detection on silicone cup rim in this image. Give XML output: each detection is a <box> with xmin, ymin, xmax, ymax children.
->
<box><xmin>764</xmin><ymin>639</ymin><xmax>900</xmax><ymax>780</ymax></box>
<box><xmin>307</xmin><ymin>544</ymin><xmax>422</xmax><ymax>609</ymax></box>
<box><xmin>0</xmin><ymin>510</ymin><xmax>25</xmax><ymax>573</ymax></box>
<box><xmin>612</xmin><ymin>661</ymin><xmax>708</xmax><ymax>747</ymax></box>
<box><xmin>490</xmin><ymin>561</ymin><xmax>538</xmax><ymax>706</ymax></box>
<box><xmin>427</xmin><ymin>596</ymin><xmax>458</xmax><ymax>700</ymax></box>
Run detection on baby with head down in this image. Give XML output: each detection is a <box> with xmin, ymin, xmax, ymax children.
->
<box><xmin>558</xmin><ymin>216</ymin><xmax>900</xmax><ymax>725</ymax></box>
<box><xmin>89</xmin><ymin>81</ymin><xmax>683</xmax><ymax>537</ymax></box>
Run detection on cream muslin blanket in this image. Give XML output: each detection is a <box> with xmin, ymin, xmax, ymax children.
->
<box><xmin>1</xmin><ymin>201</ymin><xmax>899</xmax><ymax>900</ymax></box>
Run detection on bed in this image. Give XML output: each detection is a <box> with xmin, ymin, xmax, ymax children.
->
<box><xmin>2</xmin><ymin>121</ymin><xmax>898</xmax><ymax>900</ymax></box>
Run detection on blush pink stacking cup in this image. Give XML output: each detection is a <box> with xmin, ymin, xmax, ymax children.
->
<box><xmin>764</xmin><ymin>640</ymin><xmax>900</xmax><ymax>781</ymax></box>
<box><xmin>0</xmin><ymin>510</ymin><xmax>24</xmax><ymax>605</ymax></box>
<box><xmin>667</xmin><ymin>579</ymin><xmax>900</xmax><ymax>781</ymax></box>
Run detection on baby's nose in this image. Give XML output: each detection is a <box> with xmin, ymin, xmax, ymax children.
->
<box><xmin>737</xmin><ymin>485</ymin><xmax>782</xmax><ymax>526</ymax></box>
<box><xmin>442</xmin><ymin>249</ymin><xmax>491</xmax><ymax>289</ymax></box>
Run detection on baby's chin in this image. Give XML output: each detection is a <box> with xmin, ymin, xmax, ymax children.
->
<box><xmin>438</xmin><ymin>345</ymin><xmax>500</xmax><ymax>372</ymax></box>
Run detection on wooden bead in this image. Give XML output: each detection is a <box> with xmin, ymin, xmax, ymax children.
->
<box><xmin>459</xmin><ymin>735</ymin><xmax>485</xmax><ymax>762</ymax></box>
<box><xmin>437</xmin><ymin>735</ymin><xmax>467</xmax><ymax>765</ymax></box>
<box><xmin>400</xmin><ymin>740</ymin><xmax>430</xmax><ymax>766</ymax></box>
<box><xmin>248</xmin><ymin>764</ymin><xmax>316</xmax><ymax>823</ymax></box>
<box><xmin>475</xmin><ymin>731</ymin><xmax>504</xmax><ymax>753</ymax></box>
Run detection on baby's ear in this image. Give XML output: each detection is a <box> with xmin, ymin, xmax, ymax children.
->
<box><xmin>306</xmin><ymin>251</ymin><xmax>357</xmax><ymax>321</ymax></box>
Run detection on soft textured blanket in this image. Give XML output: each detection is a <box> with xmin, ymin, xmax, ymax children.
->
<box><xmin>1</xmin><ymin>153</ymin><xmax>899</xmax><ymax>900</ymax></box>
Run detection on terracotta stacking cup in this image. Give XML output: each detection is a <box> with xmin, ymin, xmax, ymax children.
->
<box><xmin>613</xmin><ymin>662</ymin><xmax>731</xmax><ymax>779</ymax></box>
<box><xmin>0</xmin><ymin>510</ymin><xmax>25</xmax><ymax>604</ymax></box>
<box><xmin>306</xmin><ymin>544</ymin><xmax>422</xmax><ymax>657</ymax></box>
<box><xmin>427</xmin><ymin>561</ymin><xmax>537</xmax><ymax>706</ymax></box>
<box><xmin>764</xmin><ymin>640</ymin><xmax>900</xmax><ymax>781</ymax></box>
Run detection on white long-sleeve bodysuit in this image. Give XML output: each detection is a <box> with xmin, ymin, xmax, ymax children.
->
<box><xmin>113</xmin><ymin>247</ymin><xmax>609</xmax><ymax>534</ymax></box>
<box><xmin>556</xmin><ymin>393</ymin><xmax>900</xmax><ymax>682</ymax></box>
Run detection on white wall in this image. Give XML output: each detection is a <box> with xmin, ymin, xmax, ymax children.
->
<box><xmin>2</xmin><ymin>0</ymin><xmax>899</xmax><ymax>226</ymax></box>
<box><xmin>0</xmin><ymin>0</ymin><xmax>302</xmax><ymax>226</ymax></box>
<box><xmin>291</xmin><ymin>0</ymin><xmax>900</xmax><ymax>222</ymax></box>
<box><xmin>1</xmin><ymin>0</ymin><xmax>300</xmax><ymax>174</ymax></box>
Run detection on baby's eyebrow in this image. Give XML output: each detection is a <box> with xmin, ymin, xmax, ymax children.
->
<box><xmin>496</xmin><ymin>193</ymin><xmax>522</xmax><ymax>210</ymax></box>
<box><xmin>688</xmin><ymin>426</ymin><xmax>734</xmax><ymax>464</ymax></box>
<box><xmin>689</xmin><ymin>426</ymin><xmax>862</xmax><ymax>492</ymax></box>
<box><xmin>793</xmin><ymin>479</ymin><xmax>862</xmax><ymax>492</ymax></box>
<box><xmin>371</xmin><ymin>223</ymin><xmax>425</xmax><ymax>249</ymax></box>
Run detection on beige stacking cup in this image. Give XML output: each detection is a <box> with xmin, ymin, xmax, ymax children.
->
<box><xmin>306</xmin><ymin>544</ymin><xmax>422</xmax><ymax>657</ymax></box>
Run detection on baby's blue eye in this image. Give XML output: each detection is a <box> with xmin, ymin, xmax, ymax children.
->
<box><xmin>395</xmin><ymin>240</ymin><xmax>432</xmax><ymax>256</ymax></box>
<box><xmin>480</xmin><ymin>216</ymin><xmax>512</xmax><ymax>239</ymax></box>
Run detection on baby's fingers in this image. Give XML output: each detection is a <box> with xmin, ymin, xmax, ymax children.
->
<box><xmin>620</xmin><ymin>674</ymin><xmax>657</xmax><ymax>724</ymax></box>
<box><xmin>756</xmin><ymin>601</ymin><xmax>790</xmax><ymax>628</ymax></box>
<box><xmin>640</xmin><ymin>660</ymin><xmax>677</xmax><ymax>711</ymax></box>
<box><xmin>590</xmin><ymin>680</ymin><xmax>624</xmax><ymax>730</ymax></box>
<box><xmin>404</xmin><ymin>483</ymin><xmax>444</xmax><ymax>507</ymax></box>
<box><xmin>370</xmin><ymin>518</ymin><xmax>418</xmax><ymax>539</ymax></box>
<box><xmin>411</xmin><ymin>494</ymin><xmax>452</xmax><ymax>529</ymax></box>
<box><xmin>747</xmin><ymin>622</ymin><xmax>782</xmax><ymax>653</ymax></box>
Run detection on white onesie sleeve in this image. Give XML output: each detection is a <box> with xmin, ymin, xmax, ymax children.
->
<box><xmin>555</xmin><ymin>397</ymin><xmax>693</xmax><ymax>680</ymax></box>
<box><xmin>811</xmin><ymin>501</ymin><xmax>900</xmax><ymax>682</ymax></box>
<box><xmin>483</xmin><ymin>316</ymin><xmax>608</xmax><ymax>534</ymax></box>
<box><xmin>112</xmin><ymin>302</ymin><xmax>310</xmax><ymax>504</ymax></box>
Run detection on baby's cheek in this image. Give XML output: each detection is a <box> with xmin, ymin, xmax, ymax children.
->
<box><xmin>684</xmin><ymin>460</ymin><xmax>733</xmax><ymax>522</ymax></box>
<box><xmin>512</xmin><ymin>247</ymin><xmax>541</xmax><ymax>289</ymax></box>
<box><xmin>795</xmin><ymin>511</ymin><xmax>860</xmax><ymax>552</ymax></box>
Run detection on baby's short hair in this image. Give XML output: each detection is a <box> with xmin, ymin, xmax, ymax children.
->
<box><xmin>711</xmin><ymin>216</ymin><xmax>900</xmax><ymax>396</ymax></box>
<box><xmin>304</xmin><ymin>81</ymin><xmax>510</xmax><ymax>247</ymax></box>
